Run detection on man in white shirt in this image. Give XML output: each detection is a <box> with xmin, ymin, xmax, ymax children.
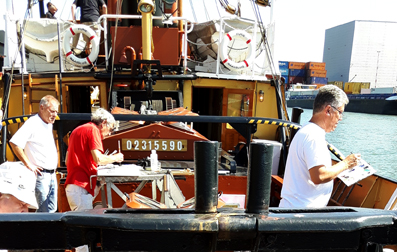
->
<box><xmin>10</xmin><ymin>95</ymin><xmax>59</xmax><ymax>212</ymax></box>
<box><xmin>279</xmin><ymin>85</ymin><xmax>361</xmax><ymax>208</ymax></box>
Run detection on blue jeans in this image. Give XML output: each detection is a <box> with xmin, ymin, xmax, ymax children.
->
<box><xmin>35</xmin><ymin>172</ymin><xmax>57</xmax><ymax>213</ymax></box>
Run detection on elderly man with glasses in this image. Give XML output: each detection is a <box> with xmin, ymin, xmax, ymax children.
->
<box><xmin>65</xmin><ymin>108</ymin><xmax>123</xmax><ymax>212</ymax></box>
<box><xmin>10</xmin><ymin>95</ymin><xmax>59</xmax><ymax>213</ymax></box>
<box><xmin>279</xmin><ymin>85</ymin><xmax>361</xmax><ymax>208</ymax></box>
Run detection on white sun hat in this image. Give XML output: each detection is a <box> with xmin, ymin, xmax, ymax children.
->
<box><xmin>0</xmin><ymin>161</ymin><xmax>38</xmax><ymax>209</ymax></box>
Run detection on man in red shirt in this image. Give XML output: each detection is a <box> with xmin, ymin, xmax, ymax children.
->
<box><xmin>65</xmin><ymin>108</ymin><xmax>123</xmax><ymax>211</ymax></box>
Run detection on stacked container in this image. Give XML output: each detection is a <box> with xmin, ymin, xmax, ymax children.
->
<box><xmin>345</xmin><ymin>82</ymin><xmax>371</xmax><ymax>94</ymax></box>
<box><xmin>279</xmin><ymin>61</ymin><xmax>328</xmax><ymax>85</ymax></box>
<box><xmin>329</xmin><ymin>81</ymin><xmax>343</xmax><ymax>90</ymax></box>
<box><xmin>288</xmin><ymin>62</ymin><xmax>306</xmax><ymax>84</ymax></box>
<box><xmin>278</xmin><ymin>61</ymin><xmax>289</xmax><ymax>84</ymax></box>
<box><xmin>306</xmin><ymin>62</ymin><xmax>327</xmax><ymax>84</ymax></box>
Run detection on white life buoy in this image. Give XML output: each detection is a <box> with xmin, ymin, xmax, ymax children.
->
<box><xmin>219</xmin><ymin>29</ymin><xmax>254</xmax><ymax>72</ymax></box>
<box><xmin>63</xmin><ymin>25</ymin><xmax>99</xmax><ymax>67</ymax></box>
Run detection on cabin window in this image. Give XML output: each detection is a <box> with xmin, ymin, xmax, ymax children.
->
<box><xmin>226</xmin><ymin>93</ymin><xmax>250</xmax><ymax>129</ymax></box>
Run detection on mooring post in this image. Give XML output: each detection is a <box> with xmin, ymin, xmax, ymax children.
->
<box><xmin>194</xmin><ymin>141</ymin><xmax>219</xmax><ymax>213</ymax></box>
<box><xmin>246</xmin><ymin>142</ymin><xmax>273</xmax><ymax>215</ymax></box>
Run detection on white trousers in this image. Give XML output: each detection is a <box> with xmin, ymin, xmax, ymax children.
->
<box><xmin>65</xmin><ymin>184</ymin><xmax>94</xmax><ymax>252</ymax></box>
<box><xmin>65</xmin><ymin>184</ymin><xmax>94</xmax><ymax>211</ymax></box>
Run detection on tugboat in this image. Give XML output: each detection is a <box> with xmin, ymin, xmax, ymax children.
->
<box><xmin>1</xmin><ymin>0</ymin><xmax>397</xmax><ymax>251</ymax></box>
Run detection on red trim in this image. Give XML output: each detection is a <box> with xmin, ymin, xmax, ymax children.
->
<box><xmin>226</xmin><ymin>34</ymin><xmax>232</xmax><ymax>41</ymax></box>
<box><xmin>246</xmin><ymin>39</ymin><xmax>251</xmax><ymax>44</ymax></box>
<box><xmin>222</xmin><ymin>59</ymin><xmax>228</xmax><ymax>64</ymax></box>
<box><xmin>69</xmin><ymin>27</ymin><xmax>75</xmax><ymax>36</ymax></box>
<box><xmin>66</xmin><ymin>51</ymin><xmax>73</xmax><ymax>57</ymax></box>
<box><xmin>89</xmin><ymin>35</ymin><xmax>95</xmax><ymax>41</ymax></box>
<box><xmin>114</xmin><ymin>84</ymin><xmax>129</xmax><ymax>87</ymax></box>
<box><xmin>244</xmin><ymin>60</ymin><xmax>249</xmax><ymax>67</ymax></box>
<box><xmin>86</xmin><ymin>57</ymin><xmax>92</xmax><ymax>65</ymax></box>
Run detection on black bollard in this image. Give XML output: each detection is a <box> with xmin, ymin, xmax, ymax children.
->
<box><xmin>194</xmin><ymin>141</ymin><xmax>219</xmax><ymax>213</ymax></box>
<box><xmin>246</xmin><ymin>142</ymin><xmax>273</xmax><ymax>215</ymax></box>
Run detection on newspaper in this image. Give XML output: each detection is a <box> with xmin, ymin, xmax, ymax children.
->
<box><xmin>337</xmin><ymin>159</ymin><xmax>376</xmax><ymax>187</ymax></box>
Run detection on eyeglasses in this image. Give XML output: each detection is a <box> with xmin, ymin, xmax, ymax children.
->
<box><xmin>331</xmin><ymin>105</ymin><xmax>343</xmax><ymax>117</ymax></box>
<box><xmin>107</xmin><ymin>124</ymin><xmax>115</xmax><ymax>133</ymax></box>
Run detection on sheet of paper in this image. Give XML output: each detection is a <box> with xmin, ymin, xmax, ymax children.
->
<box><xmin>97</xmin><ymin>164</ymin><xmax>145</xmax><ymax>176</ymax></box>
<box><xmin>337</xmin><ymin>159</ymin><xmax>376</xmax><ymax>187</ymax></box>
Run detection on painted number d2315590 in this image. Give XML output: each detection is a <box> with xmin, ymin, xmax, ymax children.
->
<box><xmin>121</xmin><ymin>139</ymin><xmax>187</xmax><ymax>152</ymax></box>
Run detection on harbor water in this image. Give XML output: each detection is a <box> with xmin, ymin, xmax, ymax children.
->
<box><xmin>287</xmin><ymin>108</ymin><xmax>397</xmax><ymax>181</ymax></box>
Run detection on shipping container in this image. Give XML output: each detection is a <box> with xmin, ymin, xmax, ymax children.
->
<box><xmin>350</xmin><ymin>82</ymin><xmax>370</xmax><ymax>94</ymax></box>
<box><xmin>352</xmin><ymin>82</ymin><xmax>362</xmax><ymax>94</ymax></box>
<box><xmin>344</xmin><ymin>82</ymin><xmax>353</xmax><ymax>93</ymax></box>
<box><xmin>307</xmin><ymin>77</ymin><xmax>328</xmax><ymax>84</ymax></box>
<box><xmin>278</xmin><ymin>61</ymin><xmax>289</xmax><ymax>69</ymax></box>
<box><xmin>328</xmin><ymin>81</ymin><xmax>343</xmax><ymax>90</ymax></box>
<box><xmin>361</xmin><ymin>89</ymin><xmax>371</xmax><ymax>94</ymax></box>
<box><xmin>289</xmin><ymin>69</ymin><xmax>306</xmax><ymax>77</ymax></box>
<box><xmin>307</xmin><ymin>69</ymin><xmax>327</xmax><ymax>77</ymax></box>
<box><xmin>279</xmin><ymin>68</ymin><xmax>288</xmax><ymax>75</ymax></box>
<box><xmin>344</xmin><ymin>82</ymin><xmax>367</xmax><ymax>94</ymax></box>
<box><xmin>306</xmin><ymin>62</ymin><xmax>326</xmax><ymax>70</ymax></box>
<box><xmin>288</xmin><ymin>76</ymin><xmax>305</xmax><ymax>84</ymax></box>
<box><xmin>288</xmin><ymin>62</ymin><xmax>306</xmax><ymax>69</ymax></box>
<box><xmin>361</xmin><ymin>82</ymin><xmax>370</xmax><ymax>89</ymax></box>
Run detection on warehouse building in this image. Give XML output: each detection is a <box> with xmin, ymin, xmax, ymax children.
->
<box><xmin>323</xmin><ymin>20</ymin><xmax>397</xmax><ymax>88</ymax></box>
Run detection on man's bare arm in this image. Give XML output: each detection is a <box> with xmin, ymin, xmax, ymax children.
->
<box><xmin>91</xmin><ymin>149</ymin><xmax>123</xmax><ymax>166</ymax></box>
<box><xmin>309</xmin><ymin>153</ymin><xmax>361</xmax><ymax>184</ymax></box>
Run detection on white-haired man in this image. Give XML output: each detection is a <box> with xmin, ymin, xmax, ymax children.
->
<box><xmin>0</xmin><ymin>162</ymin><xmax>38</xmax><ymax>213</ymax></box>
<box><xmin>10</xmin><ymin>95</ymin><xmax>59</xmax><ymax>213</ymax></box>
<box><xmin>279</xmin><ymin>85</ymin><xmax>361</xmax><ymax>208</ymax></box>
<box><xmin>65</xmin><ymin>108</ymin><xmax>123</xmax><ymax>211</ymax></box>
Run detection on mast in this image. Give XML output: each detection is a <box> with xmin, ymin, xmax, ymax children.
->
<box><xmin>38</xmin><ymin>0</ymin><xmax>45</xmax><ymax>18</ymax></box>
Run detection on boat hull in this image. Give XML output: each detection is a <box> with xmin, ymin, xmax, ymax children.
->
<box><xmin>0</xmin><ymin>207</ymin><xmax>397</xmax><ymax>251</ymax></box>
<box><xmin>287</xmin><ymin>95</ymin><xmax>397</xmax><ymax>115</ymax></box>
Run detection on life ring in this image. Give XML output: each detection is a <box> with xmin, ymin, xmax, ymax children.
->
<box><xmin>63</xmin><ymin>25</ymin><xmax>99</xmax><ymax>67</ymax></box>
<box><xmin>219</xmin><ymin>29</ymin><xmax>254</xmax><ymax>71</ymax></box>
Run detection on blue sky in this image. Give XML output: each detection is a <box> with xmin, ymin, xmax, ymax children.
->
<box><xmin>2</xmin><ymin>0</ymin><xmax>397</xmax><ymax>62</ymax></box>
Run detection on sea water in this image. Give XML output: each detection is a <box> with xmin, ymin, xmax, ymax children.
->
<box><xmin>287</xmin><ymin>108</ymin><xmax>397</xmax><ymax>181</ymax></box>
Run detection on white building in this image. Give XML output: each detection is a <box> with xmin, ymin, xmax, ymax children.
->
<box><xmin>323</xmin><ymin>20</ymin><xmax>397</xmax><ymax>88</ymax></box>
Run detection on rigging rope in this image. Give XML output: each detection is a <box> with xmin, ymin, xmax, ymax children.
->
<box><xmin>249</xmin><ymin>0</ymin><xmax>289</xmax><ymax>121</ymax></box>
<box><xmin>202</xmin><ymin>0</ymin><xmax>211</xmax><ymax>21</ymax></box>
<box><xmin>2</xmin><ymin>2</ymin><xmax>34</xmax><ymax>120</ymax></box>
<box><xmin>188</xmin><ymin>0</ymin><xmax>197</xmax><ymax>23</ymax></box>
<box><xmin>214</xmin><ymin>0</ymin><xmax>222</xmax><ymax>18</ymax></box>
<box><xmin>108</xmin><ymin>0</ymin><xmax>123</xmax><ymax>108</ymax></box>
